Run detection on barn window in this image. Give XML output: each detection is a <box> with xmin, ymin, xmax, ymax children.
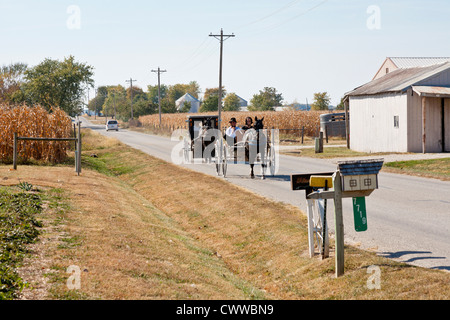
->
<box><xmin>394</xmin><ymin>115</ymin><xmax>399</xmax><ymax>128</ymax></box>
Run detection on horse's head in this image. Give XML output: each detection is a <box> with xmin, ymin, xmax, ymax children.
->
<box><xmin>254</xmin><ymin>116</ymin><xmax>264</xmax><ymax>131</ymax></box>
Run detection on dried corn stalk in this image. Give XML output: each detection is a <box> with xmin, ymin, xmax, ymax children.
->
<box><xmin>139</xmin><ymin>110</ymin><xmax>329</xmax><ymax>137</ymax></box>
<box><xmin>0</xmin><ymin>104</ymin><xmax>72</xmax><ymax>163</ymax></box>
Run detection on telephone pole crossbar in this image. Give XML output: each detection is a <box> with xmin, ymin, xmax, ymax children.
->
<box><xmin>151</xmin><ymin>67</ymin><xmax>167</xmax><ymax>126</ymax></box>
<box><xmin>209</xmin><ymin>28</ymin><xmax>235</xmax><ymax>132</ymax></box>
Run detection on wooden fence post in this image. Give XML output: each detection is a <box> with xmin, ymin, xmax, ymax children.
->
<box><xmin>301</xmin><ymin>126</ymin><xmax>305</xmax><ymax>144</ymax></box>
<box><xmin>333</xmin><ymin>171</ymin><xmax>345</xmax><ymax>277</ymax></box>
<box><xmin>13</xmin><ymin>132</ymin><xmax>17</xmax><ymax>170</ymax></box>
<box><xmin>77</xmin><ymin>121</ymin><xmax>81</xmax><ymax>175</ymax></box>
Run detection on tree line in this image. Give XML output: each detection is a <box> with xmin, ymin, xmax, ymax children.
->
<box><xmin>88</xmin><ymin>84</ymin><xmax>290</xmax><ymax>121</ymax></box>
<box><xmin>0</xmin><ymin>56</ymin><xmax>338</xmax><ymax>120</ymax></box>
<box><xmin>0</xmin><ymin>56</ymin><xmax>93</xmax><ymax>116</ymax></box>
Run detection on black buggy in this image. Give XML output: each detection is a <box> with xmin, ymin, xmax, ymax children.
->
<box><xmin>183</xmin><ymin>115</ymin><xmax>220</xmax><ymax>163</ymax></box>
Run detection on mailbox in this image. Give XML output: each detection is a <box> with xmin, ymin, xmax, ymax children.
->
<box><xmin>290</xmin><ymin>158</ymin><xmax>384</xmax><ymax>277</ymax></box>
<box><xmin>337</xmin><ymin>159</ymin><xmax>384</xmax><ymax>192</ymax></box>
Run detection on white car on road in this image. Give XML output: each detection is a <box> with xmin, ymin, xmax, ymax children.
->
<box><xmin>106</xmin><ymin>120</ymin><xmax>119</xmax><ymax>131</ymax></box>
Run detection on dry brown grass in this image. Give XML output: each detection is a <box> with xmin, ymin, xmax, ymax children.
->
<box><xmin>0</xmin><ymin>104</ymin><xmax>72</xmax><ymax>163</ymax></box>
<box><xmin>2</xmin><ymin>129</ymin><xmax>449</xmax><ymax>300</ymax></box>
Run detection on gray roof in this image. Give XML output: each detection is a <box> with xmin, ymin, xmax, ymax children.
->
<box><xmin>337</xmin><ymin>159</ymin><xmax>384</xmax><ymax>176</ymax></box>
<box><xmin>346</xmin><ymin>62</ymin><xmax>450</xmax><ymax>97</ymax></box>
<box><xmin>390</xmin><ymin>57</ymin><xmax>450</xmax><ymax>68</ymax></box>
<box><xmin>176</xmin><ymin>93</ymin><xmax>199</xmax><ymax>103</ymax></box>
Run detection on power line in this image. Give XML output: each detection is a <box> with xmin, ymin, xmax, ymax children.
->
<box><xmin>209</xmin><ymin>29</ymin><xmax>235</xmax><ymax>132</ymax></box>
<box><xmin>151</xmin><ymin>67</ymin><xmax>167</xmax><ymax>126</ymax></box>
<box><xmin>235</xmin><ymin>0</ymin><xmax>303</xmax><ymax>30</ymax></box>
<box><xmin>125</xmin><ymin>78</ymin><xmax>137</xmax><ymax>120</ymax></box>
<box><xmin>236</xmin><ymin>0</ymin><xmax>329</xmax><ymax>37</ymax></box>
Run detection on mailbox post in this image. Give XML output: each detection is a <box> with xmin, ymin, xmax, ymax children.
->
<box><xmin>291</xmin><ymin>159</ymin><xmax>384</xmax><ymax>278</ymax></box>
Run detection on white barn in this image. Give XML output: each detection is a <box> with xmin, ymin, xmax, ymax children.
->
<box><xmin>344</xmin><ymin>62</ymin><xmax>450</xmax><ymax>153</ymax></box>
<box><xmin>373</xmin><ymin>57</ymin><xmax>450</xmax><ymax>80</ymax></box>
<box><xmin>176</xmin><ymin>93</ymin><xmax>200</xmax><ymax>113</ymax></box>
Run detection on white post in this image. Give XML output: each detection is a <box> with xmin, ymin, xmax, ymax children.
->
<box><xmin>306</xmin><ymin>199</ymin><xmax>315</xmax><ymax>258</ymax></box>
<box><xmin>317</xmin><ymin>200</ymin><xmax>329</xmax><ymax>259</ymax></box>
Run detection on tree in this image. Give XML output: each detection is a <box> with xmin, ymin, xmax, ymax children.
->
<box><xmin>249</xmin><ymin>87</ymin><xmax>283</xmax><ymax>111</ymax></box>
<box><xmin>184</xmin><ymin>81</ymin><xmax>201</xmax><ymax>99</ymax></box>
<box><xmin>180</xmin><ymin>101</ymin><xmax>191</xmax><ymax>113</ymax></box>
<box><xmin>126</xmin><ymin>86</ymin><xmax>144</xmax><ymax>100</ymax></box>
<box><xmin>0</xmin><ymin>62</ymin><xmax>28</xmax><ymax>105</ymax></box>
<box><xmin>102</xmin><ymin>85</ymin><xmax>125</xmax><ymax>118</ymax></box>
<box><xmin>311</xmin><ymin>92</ymin><xmax>331</xmax><ymax>111</ymax></box>
<box><xmin>147</xmin><ymin>82</ymin><xmax>200</xmax><ymax>114</ymax></box>
<box><xmin>132</xmin><ymin>95</ymin><xmax>156</xmax><ymax>118</ymax></box>
<box><xmin>147</xmin><ymin>84</ymin><xmax>167</xmax><ymax>105</ymax></box>
<box><xmin>223</xmin><ymin>93</ymin><xmax>241</xmax><ymax>111</ymax></box>
<box><xmin>336</xmin><ymin>97</ymin><xmax>345</xmax><ymax>110</ymax></box>
<box><xmin>203</xmin><ymin>87</ymin><xmax>226</xmax><ymax>101</ymax></box>
<box><xmin>22</xmin><ymin>56</ymin><xmax>94</xmax><ymax>116</ymax></box>
<box><xmin>199</xmin><ymin>95</ymin><xmax>219</xmax><ymax>112</ymax></box>
<box><xmin>88</xmin><ymin>85</ymin><xmax>108</xmax><ymax>116</ymax></box>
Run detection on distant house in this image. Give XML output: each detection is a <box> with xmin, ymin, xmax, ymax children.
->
<box><xmin>176</xmin><ymin>93</ymin><xmax>200</xmax><ymax>113</ymax></box>
<box><xmin>236</xmin><ymin>95</ymin><xmax>248</xmax><ymax>108</ymax></box>
<box><xmin>373</xmin><ymin>57</ymin><xmax>450</xmax><ymax>80</ymax></box>
<box><xmin>345</xmin><ymin>62</ymin><xmax>450</xmax><ymax>153</ymax></box>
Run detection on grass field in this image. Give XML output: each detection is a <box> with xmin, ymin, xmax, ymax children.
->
<box><xmin>281</xmin><ymin>147</ymin><xmax>389</xmax><ymax>158</ymax></box>
<box><xmin>0</xmin><ymin>129</ymin><xmax>448</xmax><ymax>300</ymax></box>
<box><xmin>384</xmin><ymin>158</ymin><xmax>450</xmax><ymax>181</ymax></box>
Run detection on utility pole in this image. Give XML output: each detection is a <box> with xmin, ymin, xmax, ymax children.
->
<box><xmin>126</xmin><ymin>78</ymin><xmax>137</xmax><ymax>120</ymax></box>
<box><xmin>151</xmin><ymin>67</ymin><xmax>167</xmax><ymax>126</ymax></box>
<box><xmin>113</xmin><ymin>91</ymin><xmax>116</xmax><ymax>119</ymax></box>
<box><xmin>209</xmin><ymin>28</ymin><xmax>235</xmax><ymax>132</ymax></box>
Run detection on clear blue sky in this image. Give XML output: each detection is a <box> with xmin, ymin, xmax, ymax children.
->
<box><xmin>1</xmin><ymin>0</ymin><xmax>449</xmax><ymax>106</ymax></box>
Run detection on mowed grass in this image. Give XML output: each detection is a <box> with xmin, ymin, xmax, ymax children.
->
<box><xmin>384</xmin><ymin>158</ymin><xmax>450</xmax><ymax>181</ymax></box>
<box><xmin>282</xmin><ymin>146</ymin><xmax>450</xmax><ymax>181</ymax></box>
<box><xmin>1</xmin><ymin>129</ymin><xmax>449</xmax><ymax>300</ymax></box>
<box><xmin>281</xmin><ymin>147</ymin><xmax>393</xmax><ymax>159</ymax></box>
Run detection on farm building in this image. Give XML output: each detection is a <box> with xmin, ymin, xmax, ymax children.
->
<box><xmin>175</xmin><ymin>93</ymin><xmax>200</xmax><ymax>113</ymax></box>
<box><xmin>344</xmin><ymin>62</ymin><xmax>450</xmax><ymax>153</ymax></box>
<box><xmin>373</xmin><ymin>57</ymin><xmax>450</xmax><ymax>80</ymax></box>
<box><xmin>236</xmin><ymin>95</ymin><xmax>248</xmax><ymax>108</ymax></box>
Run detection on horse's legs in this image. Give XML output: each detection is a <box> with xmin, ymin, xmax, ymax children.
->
<box><xmin>250</xmin><ymin>164</ymin><xmax>255</xmax><ymax>179</ymax></box>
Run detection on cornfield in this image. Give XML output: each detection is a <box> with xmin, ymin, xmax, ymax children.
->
<box><xmin>0</xmin><ymin>104</ymin><xmax>72</xmax><ymax>164</ymax></box>
<box><xmin>139</xmin><ymin>110</ymin><xmax>331</xmax><ymax>136</ymax></box>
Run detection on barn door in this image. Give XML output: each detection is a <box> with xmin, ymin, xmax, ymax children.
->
<box><xmin>445</xmin><ymin>99</ymin><xmax>450</xmax><ymax>152</ymax></box>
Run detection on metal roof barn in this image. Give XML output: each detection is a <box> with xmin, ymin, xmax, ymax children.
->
<box><xmin>345</xmin><ymin>62</ymin><xmax>450</xmax><ymax>153</ymax></box>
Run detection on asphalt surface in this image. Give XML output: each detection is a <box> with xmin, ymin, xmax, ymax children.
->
<box><xmin>81</xmin><ymin>118</ymin><xmax>450</xmax><ymax>272</ymax></box>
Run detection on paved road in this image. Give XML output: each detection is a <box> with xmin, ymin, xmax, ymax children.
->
<box><xmin>81</xmin><ymin>118</ymin><xmax>450</xmax><ymax>272</ymax></box>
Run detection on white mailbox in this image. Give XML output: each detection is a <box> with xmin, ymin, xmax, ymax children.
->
<box><xmin>338</xmin><ymin>159</ymin><xmax>383</xmax><ymax>192</ymax></box>
<box><xmin>342</xmin><ymin>174</ymin><xmax>378</xmax><ymax>191</ymax></box>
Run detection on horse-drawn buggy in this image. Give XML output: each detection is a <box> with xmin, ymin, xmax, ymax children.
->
<box><xmin>183</xmin><ymin>115</ymin><xmax>277</xmax><ymax>179</ymax></box>
<box><xmin>183</xmin><ymin>114</ymin><xmax>219</xmax><ymax>162</ymax></box>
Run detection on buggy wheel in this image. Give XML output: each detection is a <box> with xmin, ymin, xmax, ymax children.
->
<box><xmin>222</xmin><ymin>144</ymin><xmax>228</xmax><ymax>178</ymax></box>
<box><xmin>215</xmin><ymin>140</ymin><xmax>222</xmax><ymax>176</ymax></box>
<box><xmin>183</xmin><ymin>138</ymin><xmax>190</xmax><ymax>163</ymax></box>
<box><xmin>269</xmin><ymin>145</ymin><xmax>276</xmax><ymax>176</ymax></box>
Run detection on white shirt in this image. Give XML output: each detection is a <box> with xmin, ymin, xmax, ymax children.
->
<box><xmin>225</xmin><ymin>125</ymin><xmax>241</xmax><ymax>138</ymax></box>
